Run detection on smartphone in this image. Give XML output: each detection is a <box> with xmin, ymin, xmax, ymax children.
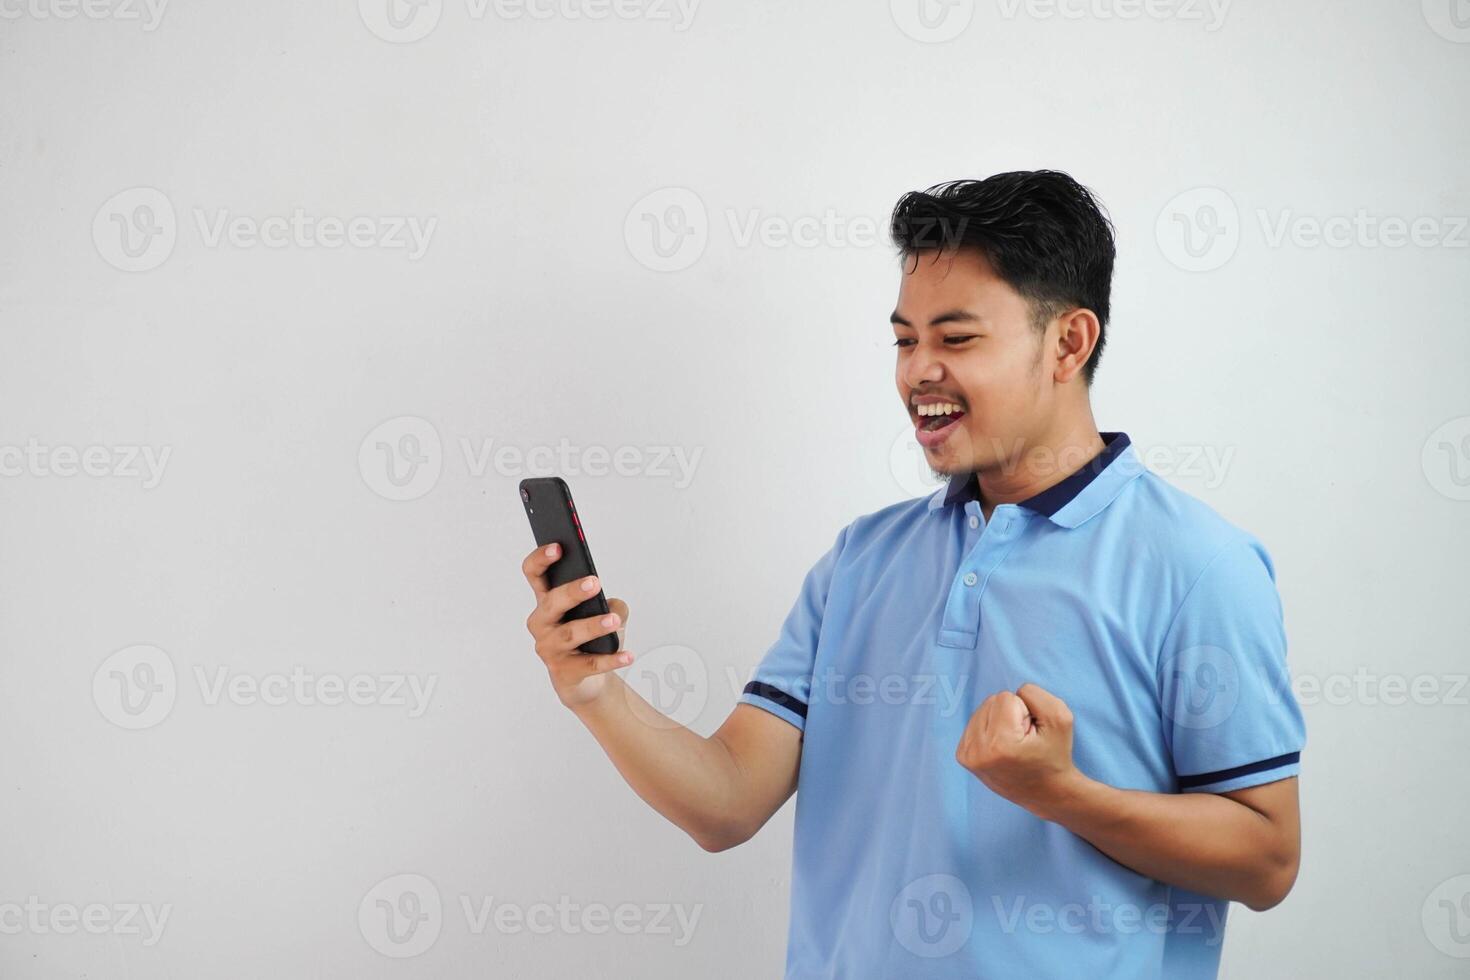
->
<box><xmin>519</xmin><ymin>477</ymin><xmax>619</xmax><ymax>655</ymax></box>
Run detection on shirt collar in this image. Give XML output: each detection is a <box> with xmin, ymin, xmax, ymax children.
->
<box><xmin>926</xmin><ymin>431</ymin><xmax>1143</xmax><ymax>528</ymax></box>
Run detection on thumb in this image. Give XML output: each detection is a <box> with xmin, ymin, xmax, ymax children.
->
<box><xmin>1015</xmin><ymin>683</ymin><xmax>1072</xmax><ymax>732</ymax></box>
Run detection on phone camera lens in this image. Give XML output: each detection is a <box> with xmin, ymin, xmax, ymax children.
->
<box><xmin>520</xmin><ymin>488</ymin><xmax>530</xmax><ymax>503</ymax></box>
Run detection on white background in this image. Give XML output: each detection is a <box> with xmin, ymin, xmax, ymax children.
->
<box><xmin>1</xmin><ymin>0</ymin><xmax>1468</xmax><ymax>976</ymax></box>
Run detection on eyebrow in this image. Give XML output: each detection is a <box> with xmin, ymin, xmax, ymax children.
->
<box><xmin>889</xmin><ymin>308</ymin><xmax>983</xmax><ymax>328</ymax></box>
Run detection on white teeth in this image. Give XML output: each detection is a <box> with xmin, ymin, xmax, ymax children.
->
<box><xmin>917</xmin><ymin>403</ymin><xmax>962</xmax><ymax>417</ymax></box>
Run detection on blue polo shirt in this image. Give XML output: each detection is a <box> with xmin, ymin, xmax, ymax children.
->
<box><xmin>740</xmin><ymin>431</ymin><xmax>1306</xmax><ymax>979</ymax></box>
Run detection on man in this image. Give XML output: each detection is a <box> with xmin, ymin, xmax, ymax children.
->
<box><xmin>521</xmin><ymin>170</ymin><xmax>1306</xmax><ymax>978</ymax></box>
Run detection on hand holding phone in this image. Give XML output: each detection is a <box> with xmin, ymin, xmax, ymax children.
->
<box><xmin>519</xmin><ymin>477</ymin><xmax>622</xmax><ymax>655</ymax></box>
<box><xmin>520</xmin><ymin>479</ymin><xmax>635</xmax><ymax>709</ymax></box>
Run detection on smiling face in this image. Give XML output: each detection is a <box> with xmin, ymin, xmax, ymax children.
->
<box><xmin>893</xmin><ymin>247</ymin><xmax>1068</xmax><ymax>481</ymax></box>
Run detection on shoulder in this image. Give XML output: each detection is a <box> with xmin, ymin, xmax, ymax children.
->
<box><xmin>1112</xmin><ymin>471</ymin><xmax>1280</xmax><ymax>615</ymax></box>
<box><xmin>832</xmin><ymin>490</ymin><xmax>944</xmax><ymax>559</ymax></box>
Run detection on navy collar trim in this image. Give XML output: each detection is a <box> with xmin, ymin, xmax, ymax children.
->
<box><xmin>943</xmin><ymin>431</ymin><xmax>1133</xmax><ymax>516</ymax></box>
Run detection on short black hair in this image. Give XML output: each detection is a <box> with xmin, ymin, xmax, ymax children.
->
<box><xmin>889</xmin><ymin>170</ymin><xmax>1116</xmax><ymax>385</ymax></box>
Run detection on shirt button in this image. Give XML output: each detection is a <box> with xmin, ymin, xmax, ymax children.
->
<box><xmin>968</xmin><ymin>516</ymin><xmax>979</xmax><ymax>530</ymax></box>
<box><xmin>963</xmin><ymin>572</ymin><xmax>978</xmax><ymax>587</ymax></box>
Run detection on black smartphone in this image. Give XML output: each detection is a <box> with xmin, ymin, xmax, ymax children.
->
<box><xmin>519</xmin><ymin>477</ymin><xmax>619</xmax><ymax>655</ymax></box>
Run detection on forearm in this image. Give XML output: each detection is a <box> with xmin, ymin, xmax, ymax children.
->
<box><xmin>1037</xmin><ymin>774</ymin><xmax>1299</xmax><ymax>910</ymax></box>
<box><xmin>569</xmin><ymin>674</ymin><xmax>750</xmax><ymax>850</ymax></box>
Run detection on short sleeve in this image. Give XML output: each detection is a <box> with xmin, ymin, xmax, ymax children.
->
<box><xmin>738</xmin><ymin>522</ymin><xmax>850</xmax><ymax>733</ymax></box>
<box><xmin>1157</xmin><ymin>537</ymin><xmax>1307</xmax><ymax>794</ymax></box>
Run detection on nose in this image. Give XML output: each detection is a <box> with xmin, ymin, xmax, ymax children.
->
<box><xmin>903</xmin><ymin>342</ymin><xmax>945</xmax><ymax>389</ymax></box>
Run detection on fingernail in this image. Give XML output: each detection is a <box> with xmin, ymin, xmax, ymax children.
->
<box><xmin>545</xmin><ymin>544</ymin><xmax>558</xmax><ymax>557</ymax></box>
<box><xmin>618</xmin><ymin>653</ymin><xmax>633</xmax><ymax>665</ymax></box>
<box><xmin>600</xmin><ymin>614</ymin><xmax>619</xmax><ymax>627</ymax></box>
<box><xmin>581</xmin><ymin>576</ymin><xmax>599</xmax><ymax>592</ymax></box>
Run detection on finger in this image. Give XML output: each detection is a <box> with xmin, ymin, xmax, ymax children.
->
<box><xmin>976</xmin><ymin>693</ymin><xmax>998</xmax><ymax>735</ymax></box>
<box><xmin>607</xmin><ymin>597</ymin><xmax>629</xmax><ymax>646</ymax></box>
<box><xmin>577</xmin><ymin>648</ymin><xmax>634</xmax><ymax>678</ymax></box>
<box><xmin>521</xmin><ymin>542</ymin><xmax>563</xmax><ymax>597</ymax></box>
<box><xmin>992</xmin><ymin>692</ymin><xmax>1031</xmax><ymax>739</ymax></box>
<box><xmin>531</xmin><ymin>574</ymin><xmax>604</xmax><ymax>628</ymax></box>
<box><xmin>539</xmin><ymin>609</ymin><xmax>623</xmax><ymax>658</ymax></box>
<box><xmin>1015</xmin><ymin>683</ymin><xmax>1072</xmax><ymax>731</ymax></box>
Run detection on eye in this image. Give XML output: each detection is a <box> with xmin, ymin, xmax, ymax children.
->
<box><xmin>891</xmin><ymin>338</ymin><xmax>916</xmax><ymax>348</ymax></box>
<box><xmin>944</xmin><ymin>335</ymin><xmax>978</xmax><ymax>345</ymax></box>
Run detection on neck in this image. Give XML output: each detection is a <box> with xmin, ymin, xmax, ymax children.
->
<box><xmin>975</xmin><ymin>413</ymin><xmax>1106</xmax><ymax>521</ymax></box>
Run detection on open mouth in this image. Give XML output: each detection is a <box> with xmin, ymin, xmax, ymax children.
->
<box><xmin>913</xmin><ymin>401</ymin><xmax>968</xmax><ymax>449</ymax></box>
<box><xmin>915</xmin><ymin>402</ymin><xmax>967</xmax><ymax>432</ymax></box>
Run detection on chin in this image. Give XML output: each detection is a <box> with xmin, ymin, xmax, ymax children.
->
<box><xmin>923</xmin><ymin>450</ymin><xmax>973</xmax><ymax>479</ymax></box>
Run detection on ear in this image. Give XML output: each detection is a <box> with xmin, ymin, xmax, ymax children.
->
<box><xmin>1051</xmin><ymin>308</ymin><xmax>1100</xmax><ymax>385</ymax></box>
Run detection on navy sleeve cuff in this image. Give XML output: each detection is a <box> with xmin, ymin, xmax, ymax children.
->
<box><xmin>739</xmin><ymin>681</ymin><xmax>808</xmax><ymax>732</ymax></box>
<box><xmin>1177</xmin><ymin>751</ymin><xmax>1300</xmax><ymax>792</ymax></box>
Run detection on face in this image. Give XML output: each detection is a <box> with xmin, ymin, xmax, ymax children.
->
<box><xmin>892</xmin><ymin>248</ymin><xmax>1058</xmax><ymax>479</ymax></box>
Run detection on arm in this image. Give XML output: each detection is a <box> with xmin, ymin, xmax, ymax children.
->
<box><xmin>573</xmin><ymin>689</ymin><xmax>801</xmax><ymax>852</ymax></box>
<box><xmin>956</xmin><ymin>684</ymin><xmax>1301</xmax><ymax>911</ymax></box>
<box><xmin>522</xmin><ymin>543</ymin><xmax>801</xmax><ymax>852</ymax></box>
<box><xmin>1036</xmin><ymin>771</ymin><xmax>1299</xmax><ymax>911</ymax></box>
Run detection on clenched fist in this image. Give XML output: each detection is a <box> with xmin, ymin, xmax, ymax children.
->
<box><xmin>955</xmin><ymin>683</ymin><xmax>1083</xmax><ymax>819</ymax></box>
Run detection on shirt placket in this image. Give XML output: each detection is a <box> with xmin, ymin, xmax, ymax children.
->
<box><xmin>936</xmin><ymin>502</ymin><xmax>1028</xmax><ymax>649</ymax></box>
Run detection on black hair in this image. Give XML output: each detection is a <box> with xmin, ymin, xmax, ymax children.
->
<box><xmin>889</xmin><ymin>170</ymin><xmax>1116</xmax><ymax>385</ymax></box>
